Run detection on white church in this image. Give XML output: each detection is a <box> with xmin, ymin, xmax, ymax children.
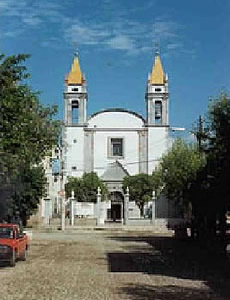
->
<box><xmin>58</xmin><ymin>51</ymin><xmax>173</xmax><ymax>222</ymax></box>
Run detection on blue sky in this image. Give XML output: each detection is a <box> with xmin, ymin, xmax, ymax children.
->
<box><xmin>1</xmin><ymin>0</ymin><xmax>230</xmax><ymax>131</ymax></box>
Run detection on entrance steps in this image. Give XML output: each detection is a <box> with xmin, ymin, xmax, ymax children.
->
<box><xmin>36</xmin><ymin>217</ymin><xmax>173</xmax><ymax>234</ymax></box>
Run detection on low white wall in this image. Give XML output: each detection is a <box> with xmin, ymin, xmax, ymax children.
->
<box><xmin>74</xmin><ymin>202</ymin><xmax>95</xmax><ymax>217</ymax></box>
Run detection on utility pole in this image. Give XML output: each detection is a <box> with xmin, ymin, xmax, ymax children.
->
<box><xmin>195</xmin><ymin>115</ymin><xmax>204</xmax><ymax>152</ymax></box>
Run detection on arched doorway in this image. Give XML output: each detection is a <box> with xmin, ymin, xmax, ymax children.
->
<box><xmin>108</xmin><ymin>191</ymin><xmax>124</xmax><ymax>222</ymax></box>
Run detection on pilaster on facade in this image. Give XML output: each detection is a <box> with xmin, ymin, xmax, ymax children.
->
<box><xmin>138</xmin><ymin>130</ymin><xmax>148</xmax><ymax>174</ymax></box>
<box><xmin>84</xmin><ymin>130</ymin><xmax>95</xmax><ymax>173</ymax></box>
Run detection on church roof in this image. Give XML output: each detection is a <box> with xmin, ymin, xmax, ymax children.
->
<box><xmin>150</xmin><ymin>53</ymin><xmax>165</xmax><ymax>85</ymax></box>
<box><xmin>101</xmin><ymin>161</ymin><xmax>129</xmax><ymax>182</ymax></box>
<box><xmin>66</xmin><ymin>54</ymin><xmax>84</xmax><ymax>85</ymax></box>
<box><xmin>89</xmin><ymin>108</ymin><xmax>146</xmax><ymax>123</ymax></box>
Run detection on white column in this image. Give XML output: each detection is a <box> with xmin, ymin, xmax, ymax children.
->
<box><xmin>162</xmin><ymin>99</ymin><xmax>167</xmax><ymax>125</ymax></box>
<box><xmin>61</xmin><ymin>196</ymin><xmax>65</xmax><ymax>231</ymax></box>
<box><xmin>60</xmin><ymin>144</ymin><xmax>65</xmax><ymax>231</ymax></box>
<box><xmin>70</xmin><ymin>190</ymin><xmax>75</xmax><ymax>226</ymax></box>
<box><xmin>44</xmin><ymin>199</ymin><xmax>51</xmax><ymax>225</ymax></box>
<box><xmin>124</xmin><ymin>187</ymin><xmax>129</xmax><ymax>225</ymax></box>
<box><xmin>97</xmin><ymin>187</ymin><xmax>103</xmax><ymax>225</ymax></box>
<box><xmin>151</xmin><ymin>191</ymin><xmax>156</xmax><ymax>224</ymax></box>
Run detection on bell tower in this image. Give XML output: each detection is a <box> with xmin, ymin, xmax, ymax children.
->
<box><xmin>145</xmin><ymin>52</ymin><xmax>169</xmax><ymax>126</ymax></box>
<box><xmin>64</xmin><ymin>53</ymin><xmax>87</xmax><ymax>125</ymax></box>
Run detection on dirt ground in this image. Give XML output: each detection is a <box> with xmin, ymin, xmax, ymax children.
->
<box><xmin>0</xmin><ymin>230</ymin><xmax>229</xmax><ymax>300</ymax></box>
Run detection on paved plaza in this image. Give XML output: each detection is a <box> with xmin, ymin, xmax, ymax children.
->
<box><xmin>0</xmin><ymin>230</ymin><xmax>229</xmax><ymax>300</ymax></box>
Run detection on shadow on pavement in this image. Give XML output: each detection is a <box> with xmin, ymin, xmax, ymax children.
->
<box><xmin>0</xmin><ymin>262</ymin><xmax>11</xmax><ymax>269</ymax></box>
<box><xmin>106</xmin><ymin>235</ymin><xmax>230</xmax><ymax>299</ymax></box>
<box><xmin>120</xmin><ymin>283</ymin><xmax>224</xmax><ymax>300</ymax></box>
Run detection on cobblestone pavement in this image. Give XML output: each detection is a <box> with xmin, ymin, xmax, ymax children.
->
<box><xmin>0</xmin><ymin>230</ymin><xmax>229</xmax><ymax>300</ymax></box>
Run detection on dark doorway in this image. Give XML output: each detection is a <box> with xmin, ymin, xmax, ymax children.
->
<box><xmin>111</xmin><ymin>204</ymin><xmax>121</xmax><ymax>221</ymax></box>
<box><xmin>107</xmin><ymin>191</ymin><xmax>124</xmax><ymax>222</ymax></box>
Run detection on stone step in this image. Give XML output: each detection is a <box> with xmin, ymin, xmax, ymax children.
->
<box><xmin>33</xmin><ymin>224</ymin><xmax>173</xmax><ymax>235</ymax></box>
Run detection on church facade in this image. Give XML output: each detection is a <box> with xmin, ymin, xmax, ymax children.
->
<box><xmin>61</xmin><ymin>52</ymin><xmax>171</xmax><ymax>221</ymax></box>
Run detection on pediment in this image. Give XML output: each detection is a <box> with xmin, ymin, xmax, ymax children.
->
<box><xmin>101</xmin><ymin>161</ymin><xmax>129</xmax><ymax>182</ymax></box>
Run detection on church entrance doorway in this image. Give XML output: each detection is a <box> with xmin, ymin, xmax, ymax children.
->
<box><xmin>111</xmin><ymin>204</ymin><xmax>121</xmax><ymax>221</ymax></box>
<box><xmin>107</xmin><ymin>191</ymin><xmax>124</xmax><ymax>222</ymax></box>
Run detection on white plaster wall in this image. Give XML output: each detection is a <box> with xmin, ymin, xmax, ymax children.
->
<box><xmin>93</xmin><ymin>129</ymin><xmax>140</xmax><ymax>176</ymax></box>
<box><xmin>64</xmin><ymin>127</ymin><xmax>85</xmax><ymax>177</ymax></box>
<box><xmin>42</xmin><ymin>151</ymin><xmax>62</xmax><ymax>216</ymax></box>
<box><xmin>41</xmin><ymin>199</ymin><xmax>45</xmax><ymax>218</ymax></box>
<box><xmin>74</xmin><ymin>202</ymin><xmax>95</xmax><ymax>216</ymax></box>
<box><xmin>148</xmin><ymin>127</ymin><xmax>169</xmax><ymax>174</ymax></box>
<box><xmin>64</xmin><ymin>112</ymin><xmax>170</xmax><ymax>180</ymax></box>
<box><xmin>148</xmin><ymin>84</ymin><xmax>167</xmax><ymax>93</ymax></box>
<box><xmin>49</xmin><ymin>178</ymin><xmax>61</xmax><ymax>214</ymax></box>
<box><xmin>88</xmin><ymin>111</ymin><xmax>144</xmax><ymax>129</ymax></box>
<box><xmin>67</xmin><ymin>85</ymin><xmax>85</xmax><ymax>93</ymax></box>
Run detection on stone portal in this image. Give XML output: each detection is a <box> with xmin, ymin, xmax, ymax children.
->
<box><xmin>108</xmin><ymin>191</ymin><xmax>124</xmax><ymax>222</ymax></box>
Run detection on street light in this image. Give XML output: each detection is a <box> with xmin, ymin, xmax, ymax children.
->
<box><xmin>170</xmin><ymin>127</ymin><xmax>186</xmax><ymax>132</ymax></box>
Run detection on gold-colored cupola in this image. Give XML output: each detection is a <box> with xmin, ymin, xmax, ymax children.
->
<box><xmin>66</xmin><ymin>54</ymin><xmax>84</xmax><ymax>85</ymax></box>
<box><xmin>150</xmin><ymin>53</ymin><xmax>165</xmax><ymax>85</ymax></box>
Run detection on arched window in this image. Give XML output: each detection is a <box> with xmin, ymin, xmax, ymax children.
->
<box><xmin>155</xmin><ymin>101</ymin><xmax>162</xmax><ymax>124</ymax></box>
<box><xmin>72</xmin><ymin>100</ymin><xmax>79</xmax><ymax>124</ymax></box>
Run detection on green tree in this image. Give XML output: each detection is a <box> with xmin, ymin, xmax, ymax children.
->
<box><xmin>65</xmin><ymin>177</ymin><xmax>85</xmax><ymax>202</ymax></box>
<box><xmin>198</xmin><ymin>92</ymin><xmax>230</xmax><ymax>237</ymax></box>
<box><xmin>123</xmin><ymin>173</ymin><xmax>154</xmax><ymax>216</ymax></box>
<box><xmin>206</xmin><ymin>93</ymin><xmax>230</xmax><ymax>194</ymax></box>
<box><xmin>65</xmin><ymin>172</ymin><xmax>108</xmax><ymax>202</ymax></box>
<box><xmin>157</xmin><ymin>139</ymin><xmax>205</xmax><ymax>215</ymax></box>
<box><xmin>8</xmin><ymin>166</ymin><xmax>47</xmax><ymax>226</ymax></box>
<box><xmin>0</xmin><ymin>54</ymin><xmax>60</xmax><ymax>223</ymax></box>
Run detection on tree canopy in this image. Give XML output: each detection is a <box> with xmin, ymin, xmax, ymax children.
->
<box><xmin>192</xmin><ymin>93</ymin><xmax>230</xmax><ymax>235</ymax></box>
<box><xmin>206</xmin><ymin>93</ymin><xmax>230</xmax><ymax>201</ymax></box>
<box><xmin>154</xmin><ymin>92</ymin><xmax>230</xmax><ymax>239</ymax></box>
<box><xmin>0</xmin><ymin>54</ymin><xmax>60</xmax><ymax>224</ymax></box>
<box><xmin>123</xmin><ymin>173</ymin><xmax>155</xmax><ymax>216</ymax></box>
<box><xmin>65</xmin><ymin>172</ymin><xmax>108</xmax><ymax>202</ymax></box>
<box><xmin>156</xmin><ymin>139</ymin><xmax>205</xmax><ymax>209</ymax></box>
<box><xmin>0</xmin><ymin>54</ymin><xmax>60</xmax><ymax>172</ymax></box>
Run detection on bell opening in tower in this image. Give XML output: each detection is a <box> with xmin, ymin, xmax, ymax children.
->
<box><xmin>155</xmin><ymin>100</ymin><xmax>162</xmax><ymax>124</ymax></box>
<box><xmin>72</xmin><ymin>100</ymin><xmax>79</xmax><ymax>124</ymax></box>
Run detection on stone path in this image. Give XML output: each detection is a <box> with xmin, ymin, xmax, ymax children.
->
<box><xmin>0</xmin><ymin>231</ymin><xmax>228</xmax><ymax>300</ymax></box>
